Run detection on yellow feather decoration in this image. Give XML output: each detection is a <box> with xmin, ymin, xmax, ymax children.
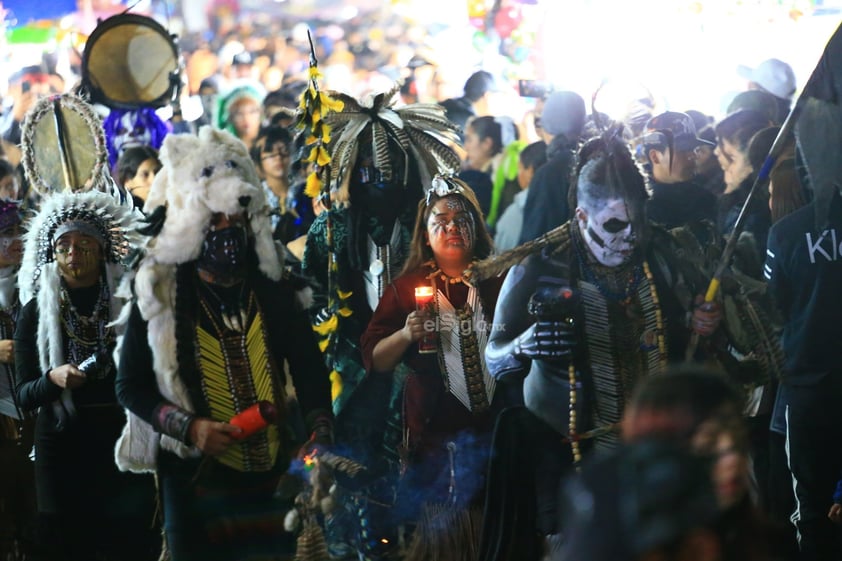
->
<box><xmin>313</xmin><ymin>314</ymin><xmax>338</xmax><ymax>336</ymax></box>
<box><xmin>305</xmin><ymin>173</ymin><xmax>321</xmax><ymax>199</ymax></box>
<box><xmin>330</xmin><ymin>370</ymin><xmax>343</xmax><ymax>403</ymax></box>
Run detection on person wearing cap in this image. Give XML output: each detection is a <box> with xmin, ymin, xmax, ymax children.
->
<box><xmin>517</xmin><ymin>90</ymin><xmax>586</xmax><ymax>244</ymax></box>
<box><xmin>230</xmin><ymin>51</ymin><xmax>255</xmax><ymax>81</ymax></box>
<box><xmin>738</xmin><ymin>58</ymin><xmax>796</xmax><ymax>124</ymax></box>
<box><xmin>440</xmin><ymin>70</ymin><xmax>503</xmax><ymax>137</ymax></box>
<box><xmin>643</xmin><ymin>111</ymin><xmax>718</xmax><ymax>240</ymax></box>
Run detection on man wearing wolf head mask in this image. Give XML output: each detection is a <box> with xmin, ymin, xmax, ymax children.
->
<box><xmin>469</xmin><ymin>129</ymin><xmax>728</xmax><ymax>560</ymax></box>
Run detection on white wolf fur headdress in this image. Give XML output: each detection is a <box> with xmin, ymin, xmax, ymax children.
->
<box><xmin>116</xmin><ymin>125</ymin><xmax>284</xmax><ymax>472</ymax></box>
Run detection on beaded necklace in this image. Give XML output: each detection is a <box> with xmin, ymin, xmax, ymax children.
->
<box><xmin>59</xmin><ymin>280</ymin><xmax>113</xmax><ymax>379</ymax></box>
<box><xmin>565</xmin><ymin>260</ymin><xmax>667</xmax><ymax>468</ymax></box>
<box><xmin>196</xmin><ymin>285</ymin><xmax>281</xmax><ymax>472</ymax></box>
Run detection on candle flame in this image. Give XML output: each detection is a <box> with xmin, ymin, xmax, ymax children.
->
<box><xmin>415</xmin><ymin>286</ymin><xmax>434</xmax><ymax>298</ymax></box>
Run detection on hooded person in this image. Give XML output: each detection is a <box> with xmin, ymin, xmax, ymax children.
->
<box><xmin>214</xmin><ymin>83</ymin><xmax>265</xmax><ymax>151</ymax></box>
<box><xmin>301</xmin><ymin>83</ymin><xmax>462</xmax><ymax>559</ymax></box>
<box><xmin>113</xmin><ymin>126</ymin><xmax>333</xmax><ymax>561</ymax></box>
<box><xmin>517</xmin><ymin>90</ymin><xmax>587</xmax><ymax>244</ymax></box>
<box><xmin>764</xmin><ymin>22</ymin><xmax>842</xmax><ymax>561</ymax></box>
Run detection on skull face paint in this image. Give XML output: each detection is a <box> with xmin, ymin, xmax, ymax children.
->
<box><xmin>577</xmin><ymin>198</ymin><xmax>636</xmax><ymax>267</ymax></box>
<box><xmin>426</xmin><ymin>195</ymin><xmax>476</xmax><ymax>264</ymax></box>
<box><xmin>54</xmin><ymin>231</ymin><xmax>103</xmax><ymax>287</ymax></box>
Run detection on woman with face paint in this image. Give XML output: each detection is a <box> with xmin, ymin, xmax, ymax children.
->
<box><xmin>12</xmin><ymin>190</ymin><xmax>158</xmax><ymax>561</ymax></box>
<box><xmin>360</xmin><ymin>175</ymin><xmax>505</xmax><ymax>559</ymax></box>
<box><xmin>474</xmin><ymin>129</ymin><xmax>739</xmax><ymax>561</ymax></box>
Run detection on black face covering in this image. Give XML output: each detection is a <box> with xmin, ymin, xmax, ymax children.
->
<box><xmin>197</xmin><ymin>225</ymin><xmax>249</xmax><ymax>282</ymax></box>
<box><xmin>357</xmin><ymin>183</ymin><xmax>404</xmax><ymax>220</ymax></box>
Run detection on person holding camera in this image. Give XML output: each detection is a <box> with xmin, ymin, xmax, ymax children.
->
<box><xmin>13</xmin><ymin>190</ymin><xmax>157</xmax><ymax>561</ymax></box>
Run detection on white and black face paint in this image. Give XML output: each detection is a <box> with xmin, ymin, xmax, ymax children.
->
<box><xmin>577</xmin><ymin>198</ymin><xmax>636</xmax><ymax>267</ymax></box>
<box><xmin>427</xmin><ymin>196</ymin><xmax>476</xmax><ymax>254</ymax></box>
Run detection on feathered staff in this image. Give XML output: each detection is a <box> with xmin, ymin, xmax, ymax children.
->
<box><xmin>294</xmin><ymin>30</ymin><xmax>348</xmax><ymax>366</ymax></box>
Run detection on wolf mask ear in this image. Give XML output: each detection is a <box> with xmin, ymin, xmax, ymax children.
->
<box><xmin>160</xmin><ymin>132</ymin><xmax>202</xmax><ymax>170</ymax></box>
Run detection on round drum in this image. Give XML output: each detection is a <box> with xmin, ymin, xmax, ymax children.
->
<box><xmin>21</xmin><ymin>94</ymin><xmax>108</xmax><ymax>195</ymax></box>
<box><xmin>82</xmin><ymin>13</ymin><xmax>179</xmax><ymax>109</ymax></box>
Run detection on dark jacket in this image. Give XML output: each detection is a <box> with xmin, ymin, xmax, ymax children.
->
<box><xmin>764</xmin><ymin>200</ymin><xmax>842</xmax><ymax>387</ymax></box>
<box><xmin>518</xmin><ymin>136</ymin><xmax>578</xmax><ymax>244</ymax></box>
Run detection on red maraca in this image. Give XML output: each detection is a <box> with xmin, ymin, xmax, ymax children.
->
<box><xmin>229</xmin><ymin>400</ymin><xmax>278</xmax><ymax>439</ymax></box>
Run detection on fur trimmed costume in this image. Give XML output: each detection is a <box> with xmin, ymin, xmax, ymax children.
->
<box><xmin>114</xmin><ymin>126</ymin><xmax>332</xmax><ymax>561</ymax></box>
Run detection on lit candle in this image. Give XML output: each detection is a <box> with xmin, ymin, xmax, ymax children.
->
<box><xmin>230</xmin><ymin>400</ymin><xmax>278</xmax><ymax>439</ymax></box>
<box><xmin>414</xmin><ymin>286</ymin><xmax>437</xmax><ymax>354</ymax></box>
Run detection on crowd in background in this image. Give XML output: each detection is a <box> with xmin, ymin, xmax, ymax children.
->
<box><xmin>0</xmin><ymin>6</ymin><xmax>839</xmax><ymax>561</ymax></box>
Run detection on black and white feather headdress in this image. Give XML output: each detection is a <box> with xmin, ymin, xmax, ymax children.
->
<box><xmin>322</xmin><ymin>83</ymin><xmax>462</xmax><ymax>203</ymax></box>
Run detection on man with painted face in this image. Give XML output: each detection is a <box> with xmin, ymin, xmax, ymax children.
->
<box><xmin>472</xmin><ymin>129</ymin><xmax>723</xmax><ymax>561</ymax></box>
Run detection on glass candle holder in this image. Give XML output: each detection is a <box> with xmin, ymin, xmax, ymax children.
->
<box><xmin>414</xmin><ymin>286</ymin><xmax>437</xmax><ymax>354</ymax></box>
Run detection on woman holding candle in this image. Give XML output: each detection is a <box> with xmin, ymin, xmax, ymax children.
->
<box><xmin>360</xmin><ymin>175</ymin><xmax>506</xmax><ymax>558</ymax></box>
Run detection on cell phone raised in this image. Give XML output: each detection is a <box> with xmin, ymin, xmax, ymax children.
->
<box><xmin>518</xmin><ymin>79</ymin><xmax>553</xmax><ymax>99</ymax></box>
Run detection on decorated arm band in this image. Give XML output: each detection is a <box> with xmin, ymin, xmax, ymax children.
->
<box><xmin>152</xmin><ymin>403</ymin><xmax>195</xmax><ymax>444</ymax></box>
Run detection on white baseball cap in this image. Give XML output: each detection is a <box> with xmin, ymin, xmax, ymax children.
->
<box><xmin>737</xmin><ymin>58</ymin><xmax>796</xmax><ymax>100</ymax></box>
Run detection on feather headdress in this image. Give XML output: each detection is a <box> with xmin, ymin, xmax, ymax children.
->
<box><xmin>19</xmin><ymin>189</ymin><xmax>144</xmax><ymax>304</ymax></box>
<box><xmin>321</xmin><ymin>84</ymin><xmax>462</xmax><ymax>204</ymax></box>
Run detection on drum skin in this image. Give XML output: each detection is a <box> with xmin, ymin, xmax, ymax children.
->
<box><xmin>82</xmin><ymin>13</ymin><xmax>179</xmax><ymax>109</ymax></box>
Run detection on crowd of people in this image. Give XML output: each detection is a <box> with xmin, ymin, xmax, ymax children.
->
<box><xmin>0</xmin><ymin>8</ymin><xmax>840</xmax><ymax>561</ymax></box>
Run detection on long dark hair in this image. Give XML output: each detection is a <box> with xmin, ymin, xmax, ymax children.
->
<box><xmin>401</xmin><ymin>179</ymin><xmax>494</xmax><ymax>275</ymax></box>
